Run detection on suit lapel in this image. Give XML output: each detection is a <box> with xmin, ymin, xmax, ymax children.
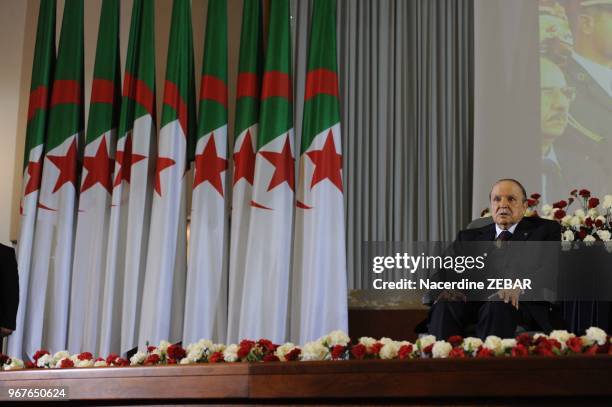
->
<box><xmin>511</xmin><ymin>219</ymin><xmax>531</xmax><ymax>241</ymax></box>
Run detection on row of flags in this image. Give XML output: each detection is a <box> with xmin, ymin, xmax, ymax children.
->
<box><xmin>9</xmin><ymin>0</ymin><xmax>347</xmax><ymax>359</ymax></box>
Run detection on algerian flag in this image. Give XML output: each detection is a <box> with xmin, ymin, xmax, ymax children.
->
<box><xmin>99</xmin><ymin>0</ymin><xmax>157</xmax><ymax>356</ymax></box>
<box><xmin>8</xmin><ymin>0</ymin><xmax>56</xmax><ymax>359</ymax></box>
<box><xmin>292</xmin><ymin>0</ymin><xmax>348</xmax><ymax>343</ymax></box>
<box><xmin>25</xmin><ymin>0</ymin><xmax>83</xmax><ymax>355</ymax></box>
<box><xmin>226</xmin><ymin>0</ymin><xmax>262</xmax><ymax>344</ymax></box>
<box><xmin>68</xmin><ymin>0</ymin><xmax>120</xmax><ymax>354</ymax></box>
<box><xmin>183</xmin><ymin>0</ymin><xmax>229</xmax><ymax>344</ymax></box>
<box><xmin>139</xmin><ymin>0</ymin><xmax>196</xmax><ymax>346</ymax></box>
<box><xmin>239</xmin><ymin>0</ymin><xmax>294</xmax><ymax>343</ymax></box>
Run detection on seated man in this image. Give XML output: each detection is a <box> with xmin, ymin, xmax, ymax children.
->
<box><xmin>426</xmin><ymin>179</ymin><xmax>562</xmax><ymax>339</ymax></box>
<box><xmin>0</xmin><ymin>243</ymin><xmax>19</xmax><ymax>338</ymax></box>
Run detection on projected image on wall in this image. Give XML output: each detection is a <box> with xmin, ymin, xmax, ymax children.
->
<box><xmin>538</xmin><ymin>0</ymin><xmax>612</xmax><ymax>203</ymax></box>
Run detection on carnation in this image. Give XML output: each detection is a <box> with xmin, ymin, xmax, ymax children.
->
<box><xmin>541</xmin><ymin>204</ymin><xmax>553</xmax><ymax>215</ymax></box>
<box><xmin>587</xmin><ymin>208</ymin><xmax>599</xmax><ymax>218</ymax></box>
<box><xmin>323</xmin><ymin>330</ymin><xmax>350</xmax><ymax>347</ymax></box>
<box><xmin>301</xmin><ymin>341</ymin><xmax>329</xmax><ymax>361</ymax></box>
<box><xmin>569</xmin><ymin>216</ymin><xmax>582</xmax><ymax>229</ymax></box>
<box><xmin>561</xmin><ymin>215</ymin><xmax>572</xmax><ymax>227</ymax></box>
<box><xmin>432</xmin><ymin>341</ymin><xmax>452</xmax><ymax>358</ymax></box>
<box><xmin>562</xmin><ymin>230</ymin><xmax>575</xmax><ymax>241</ymax></box>
<box><xmin>358</xmin><ymin>336</ymin><xmax>377</xmax><ymax>349</ymax></box>
<box><xmin>53</xmin><ymin>350</ymin><xmax>71</xmax><ymax>363</ymax></box>
<box><xmin>379</xmin><ymin>341</ymin><xmax>400</xmax><ymax>360</ymax></box>
<box><xmin>36</xmin><ymin>354</ymin><xmax>54</xmax><ymax>368</ymax></box>
<box><xmin>549</xmin><ymin>330</ymin><xmax>574</xmax><ymax>349</ymax></box>
<box><xmin>417</xmin><ymin>335</ymin><xmax>436</xmax><ymax>352</ymax></box>
<box><xmin>584</xmin><ymin>234</ymin><xmax>596</xmax><ymax>243</ymax></box>
<box><xmin>462</xmin><ymin>337</ymin><xmax>483</xmax><ymax>355</ymax></box>
<box><xmin>223</xmin><ymin>344</ymin><xmax>239</xmax><ymax>362</ymax></box>
<box><xmin>484</xmin><ymin>336</ymin><xmax>503</xmax><ymax>354</ymax></box>
<box><xmin>93</xmin><ymin>359</ymin><xmax>108</xmax><ymax>367</ymax></box>
<box><xmin>275</xmin><ymin>343</ymin><xmax>298</xmax><ymax>362</ymax></box>
<box><xmin>574</xmin><ymin>209</ymin><xmax>586</xmax><ymax>219</ymax></box>
<box><xmin>586</xmin><ymin>327</ymin><xmax>607</xmax><ymax>345</ymax></box>
<box><xmin>597</xmin><ymin>230</ymin><xmax>611</xmax><ymax>242</ymax></box>
<box><xmin>75</xmin><ymin>358</ymin><xmax>95</xmax><ymax>368</ymax></box>
<box><xmin>4</xmin><ymin>358</ymin><xmax>24</xmax><ymax>370</ymax></box>
<box><xmin>501</xmin><ymin>338</ymin><xmax>517</xmax><ymax>351</ymax></box>
<box><xmin>129</xmin><ymin>351</ymin><xmax>147</xmax><ymax>366</ymax></box>
<box><xmin>602</xmin><ymin>195</ymin><xmax>612</xmax><ymax>210</ymax></box>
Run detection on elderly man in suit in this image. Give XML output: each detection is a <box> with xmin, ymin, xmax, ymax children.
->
<box><xmin>426</xmin><ymin>179</ymin><xmax>562</xmax><ymax>339</ymax></box>
<box><xmin>0</xmin><ymin>243</ymin><xmax>19</xmax><ymax>338</ymax></box>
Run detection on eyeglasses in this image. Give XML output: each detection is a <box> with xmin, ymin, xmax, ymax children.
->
<box><xmin>541</xmin><ymin>86</ymin><xmax>576</xmax><ymax>101</ymax></box>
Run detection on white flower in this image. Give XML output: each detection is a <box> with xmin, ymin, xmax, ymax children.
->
<box><xmin>379</xmin><ymin>337</ymin><xmax>395</xmax><ymax>346</ymax></box>
<box><xmin>53</xmin><ymin>350</ymin><xmax>71</xmax><ymax>363</ymax></box>
<box><xmin>54</xmin><ymin>358</ymin><xmax>72</xmax><ymax>369</ymax></box>
<box><xmin>3</xmin><ymin>358</ymin><xmax>24</xmax><ymax>370</ymax></box>
<box><xmin>597</xmin><ymin>230</ymin><xmax>611</xmax><ymax>241</ymax></box>
<box><xmin>602</xmin><ymin>195</ymin><xmax>612</xmax><ymax>210</ymax></box>
<box><xmin>574</xmin><ymin>209</ymin><xmax>586</xmax><ymax>219</ymax></box>
<box><xmin>501</xmin><ymin>339</ymin><xmax>517</xmax><ymax>350</ymax></box>
<box><xmin>580</xmin><ymin>335</ymin><xmax>593</xmax><ymax>346</ymax></box>
<box><xmin>569</xmin><ymin>216</ymin><xmax>582</xmax><ymax>229</ymax></box>
<box><xmin>588</xmin><ymin>208</ymin><xmax>599</xmax><ymax>218</ymax></box>
<box><xmin>211</xmin><ymin>343</ymin><xmax>226</xmax><ymax>354</ymax></box>
<box><xmin>223</xmin><ymin>344</ymin><xmax>239</xmax><ymax>362</ymax></box>
<box><xmin>533</xmin><ymin>333</ymin><xmax>548</xmax><ymax>341</ymax></box>
<box><xmin>130</xmin><ymin>351</ymin><xmax>147</xmax><ymax>366</ymax></box>
<box><xmin>584</xmin><ymin>234</ymin><xmax>596</xmax><ymax>244</ymax></box>
<box><xmin>605</xmin><ymin>241</ymin><xmax>612</xmax><ymax>253</ymax></box>
<box><xmin>462</xmin><ymin>337</ymin><xmax>483</xmax><ymax>354</ymax></box>
<box><xmin>179</xmin><ymin>357</ymin><xmax>193</xmax><ymax>365</ymax></box>
<box><xmin>524</xmin><ymin>208</ymin><xmax>535</xmax><ymax>217</ymax></box>
<box><xmin>93</xmin><ymin>360</ymin><xmax>108</xmax><ymax>367</ymax></box>
<box><xmin>550</xmin><ymin>330</ymin><xmax>574</xmax><ymax>349</ymax></box>
<box><xmin>75</xmin><ymin>359</ymin><xmax>94</xmax><ymax>368</ymax></box>
<box><xmin>36</xmin><ymin>354</ymin><xmax>54</xmax><ymax>368</ymax></box>
<box><xmin>158</xmin><ymin>340</ymin><xmax>171</xmax><ymax>353</ymax></box>
<box><xmin>596</xmin><ymin>215</ymin><xmax>607</xmax><ymax>224</ymax></box>
<box><xmin>323</xmin><ymin>330</ymin><xmax>350</xmax><ymax>347</ymax></box>
<box><xmin>379</xmin><ymin>341</ymin><xmax>400</xmax><ymax>360</ymax></box>
<box><xmin>302</xmin><ymin>341</ymin><xmax>329</xmax><ymax>361</ymax></box>
<box><xmin>562</xmin><ymin>230</ymin><xmax>575</xmax><ymax>241</ymax></box>
<box><xmin>561</xmin><ymin>215</ymin><xmax>572</xmax><ymax>227</ymax></box>
<box><xmin>432</xmin><ymin>341</ymin><xmax>452</xmax><ymax>358</ymax></box>
<box><xmin>417</xmin><ymin>335</ymin><xmax>436</xmax><ymax>351</ymax></box>
<box><xmin>541</xmin><ymin>204</ymin><xmax>553</xmax><ymax>215</ymax></box>
<box><xmin>275</xmin><ymin>342</ymin><xmax>298</xmax><ymax>361</ymax></box>
<box><xmin>358</xmin><ymin>336</ymin><xmax>377</xmax><ymax>349</ymax></box>
<box><xmin>484</xmin><ymin>336</ymin><xmax>503</xmax><ymax>354</ymax></box>
<box><xmin>586</xmin><ymin>327</ymin><xmax>607</xmax><ymax>345</ymax></box>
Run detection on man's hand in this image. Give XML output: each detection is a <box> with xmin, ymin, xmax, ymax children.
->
<box><xmin>0</xmin><ymin>327</ymin><xmax>14</xmax><ymax>337</ymax></box>
<box><xmin>435</xmin><ymin>290</ymin><xmax>467</xmax><ymax>303</ymax></box>
<box><xmin>497</xmin><ymin>288</ymin><xmax>521</xmax><ymax>309</ymax></box>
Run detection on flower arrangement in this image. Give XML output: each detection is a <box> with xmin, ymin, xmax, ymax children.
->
<box><xmin>2</xmin><ymin>328</ymin><xmax>611</xmax><ymax>371</ymax></box>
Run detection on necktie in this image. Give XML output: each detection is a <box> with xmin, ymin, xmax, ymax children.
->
<box><xmin>496</xmin><ymin>230</ymin><xmax>512</xmax><ymax>241</ymax></box>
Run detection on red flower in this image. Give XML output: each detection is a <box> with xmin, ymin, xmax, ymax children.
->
<box><xmin>167</xmin><ymin>344</ymin><xmax>186</xmax><ymax>361</ymax></box>
<box><xmin>595</xmin><ymin>219</ymin><xmax>604</xmax><ymax>228</ymax></box>
<box><xmin>238</xmin><ymin>340</ymin><xmax>256</xmax><ymax>359</ymax></box>
<box><xmin>263</xmin><ymin>354</ymin><xmax>280</xmax><ymax>362</ymax></box>
<box><xmin>147</xmin><ymin>345</ymin><xmax>157</xmax><ymax>353</ymax></box>
<box><xmin>258</xmin><ymin>339</ymin><xmax>278</xmax><ymax>353</ymax></box>
<box><xmin>398</xmin><ymin>344</ymin><xmax>413</xmax><ymax>360</ymax></box>
<box><xmin>566</xmin><ymin>337</ymin><xmax>583</xmax><ymax>353</ymax></box>
<box><xmin>144</xmin><ymin>354</ymin><xmax>161</xmax><ymax>365</ymax></box>
<box><xmin>422</xmin><ymin>344</ymin><xmax>434</xmax><ymax>355</ymax></box>
<box><xmin>94</xmin><ymin>357</ymin><xmax>105</xmax><ymax>363</ymax></box>
<box><xmin>209</xmin><ymin>352</ymin><xmax>224</xmax><ymax>363</ymax></box>
<box><xmin>588</xmin><ymin>197</ymin><xmax>600</xmax><ymax>209</ymax></box>
<box><xmin>114</xmin><ymin>358</ymin><xmax>129</xmax><ymax>367</ymax></box>
<box><xmin>285</xmin><ymin>348</ymin><xmax>301</xmax><ymax>361</ymax></box>
<box><xmin>369</xmin><ymin>342</ymin><xmax>384</xmax><ymax>356</ymax></box>
<box><xmin>331</xmin><ymin>345</ymin><xmax>346</xmax><ymax>360</ymax></box>
<box><xmin>167</xmin><ymin>358</ymin><xmax>177</xmax><ymax>365</ymax></box>
<box><xmin>77</xmin><ymin>352</ymin><xmax>93</xmax><ymax>361</ymax></box>
<box><xmin>534</xmin><ymin>339</ymin><xmax>558</xmax><ymax>356</ymax></box>
<box><xmin>553</xmin><ymin>200</ymin><xmax>568</xmax><ymax>209</ymax></box>
<box><xmin>447</xmin><ymin>335</ymin><xmax>463</xmax><ymax>348</ymax></box>
<box><xmin>578</xmin><ymin>229</ymin><xmax>587</xmax><ymax>240</ymax></box>
<box><xmin>554</xmin><ymin>209</ymin><xmax>566</xmax><ymax>220</ymax></box>
<box><xmin>351</xmin><ymin>343</ymin><xmax>367</xmax><ymax>359</ymax></box>
<box><xmin>516</xmin><ymin>333</ymin><xmax>532</xmax><ymax>347</ymax></box>
<box><xmin>476</xmin><ymin>347</ymin><xmax>494</xmax><ymax>358</ymax></box>
<box><xmin>531</xmin><ymin>193</ymin><xmax>541</xmax><ymax>200</ymax></box>
<box><xmin>32</xmin><ymin>349</ymin><xmax>50</xmax><ymax>363</ymax></box>
<box><xmin>60</xmin><ymin>358</ymin><xmax>74</xmax><ymax>368</ymax></box>
<box><xmin>106</xmin><ymin>353</ymin><xmax>120</xmax><ymax>365</ymax></box>
<box><xmin>585</xmin><ymin>217</ymin><xmax>594</xmax><ymax>228</ymax></box>
<box><xmin>0</xmin><ymin>354</ymin><xmax>10</xmax><ymax>365</ymax></box>
<box><xmin>584</xmin><ymin>344</ymin><xmax>598</xmax><ymax>355</ymax></box>
<box><xmin>511</xmin><ymin>344</ymin><xmax>529</xmax><ymax>357</ymax></box>
<box><xmin>570</xmin><ymin>189</ymin><xmax>577</xmax><ymax>197</ymax></box>
<box><xmin>449</xmin><ymin>347</ymin><xmax>466</xmax><ymax>358</ymax></box>
<box><xmin>579</xmin><ymin>189</ymin><xmax>591</xmax><ymax>198</ymax></box>
<box><xmin>527</xmin><ymin>198</ymin><xmax>537</xmax><ymax>207</ymax></box>
<box><xmin>25</xmin><ymin>361</ymin><xmax>35</xmax><ymax>369</ymax></box>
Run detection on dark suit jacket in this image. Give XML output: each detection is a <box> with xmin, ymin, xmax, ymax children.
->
<box><xmin>0</xmin><ymin>244</ymin><xmax>19</xmax><ymax>330</ymax></box>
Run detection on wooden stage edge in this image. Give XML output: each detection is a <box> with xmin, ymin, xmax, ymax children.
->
<box><xmin>1</xmin><ymin>357</ymin><xmax>612</xmax><ymax>404</ymax></box>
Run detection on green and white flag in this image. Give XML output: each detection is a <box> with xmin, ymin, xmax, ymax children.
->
<box><xmin>25</xmin><ymin>0</ymin><xmax>83</xmax><ymax>355</ymax></box>
<box><xmin>227</xmin><ymin>0</ymin><xmax>262</xmax><ymax>344</ymax></box>
<box><xmin>292</xmin><ymin>0</ymin><xmax>348</xmax><ymax>343</ymax></box>
<box><xmin>183</xmin><ymin>0</ymin><xmax>229</xmax><ymax>344</ymax></box>
<box><xmin>68</xmin><ymin>0</ymin><xmax>120</xmax><ymax>354</ymax></box>
<box><xmin>239</xmin><ymin>0</ymin><xmax>294</xmax><ymax>343</ymax></box>
<box><xmin>139</xmin><ymin>0</ymin><xmax>195</xmax><ymax>346</ymax></box>
<box><xmin>99</xmin><ymin>0</ymin><xmax>157</xmax><ymax>355</ymax></box>
<box><xmin>8</xmin><ymin>0</ymin><xmax>56</xmax><ymax>359</ymax></box>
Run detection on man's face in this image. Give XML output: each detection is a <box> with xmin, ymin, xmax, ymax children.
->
<box><xmin>490</xmin><ymin>181</ymin><xmax>527</xmax><ymax>229</ymax></box>
<box><xmin>576</xmin><ymin>6</ymin><xmax>612</xmax><ymax>63</ymax></box>
<box><xmin>593</xmin><ymin>9</ymin><xmax>612</xmax><ymax>61</ymax></box>
<box><xmin>540</xmin><ymin>58</ymin><xmax>572</xmax><ymax>140</ymax></box>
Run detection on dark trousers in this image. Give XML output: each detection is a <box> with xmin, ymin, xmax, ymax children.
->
<box><xmin>427</xmin><ymin>301</ymin><xmax>520</xmax><ymax>340</ymax></box>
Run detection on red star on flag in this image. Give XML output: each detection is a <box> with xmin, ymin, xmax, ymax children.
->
<box><xmin>260</xmin><ymin>135</ymin><xmax>295</xmax><ymax>192</ymax></box>
<box><xmin>233</xmin><ymin>129</ymin><xmax>256</xmax><ymax>185</ymax></box>
<box><xmin>114</xmin><ymin>135</ymin><xmax>146</xmax><ymax>186</ymax></box>
<box><xmin>47</xmin><ymin>138</ymin><xmax>79</xmax><ymax>193</ymax></box>
<box><xmin>81</xmin><ymin>136</ymin><xmax>114</xmax><ymax>194</ymax></box>
<box><xmin>306</xmin><ymin>130</ymin><xmax>343</xmax><ymax>192</ymax></box>
<box><xmin>154</xmin><ymin>156</ymin><xmax>176</xmax><ymax>196</ymax></box>
<box><xmin>193</xmin><ymin>134</ymin><xmax>228</xmax><ymax>196</ymax></box>
<box><xmin>24</xmin><ymin>156</ymin><xmax>43</xmax><ymax>196</ymax></box>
